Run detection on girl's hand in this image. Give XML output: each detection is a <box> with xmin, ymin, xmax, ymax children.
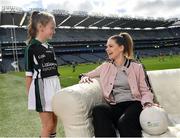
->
<box><xmin>79</xmin><ymin>76</ymin><xmax>93</xmax><ymax>83</ymax></box>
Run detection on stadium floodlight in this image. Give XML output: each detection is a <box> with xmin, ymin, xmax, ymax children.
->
<box><xmin>89</xmin><ymin>12</ymin><xmax>104</xmax><ymax>17</ymax></box>
<box><xmin>122</xmin><ymin>16</ymin><xmax>131</xmax><ymax>19</ymax></box>
<box><xmin>72</xmin><ymin>11</ymin><xmax>88</xmax><ymax>16</ymax></box>
<box><xmin>147</xmin><ymin>17</ymin><xmax>154</xmax><ymax>20</ymax></box>
<box><xmin>1</xmin><ymin>6</ymin><xmax>23</xmax><ymax>12</ymax></box>
<box><xmin>168</xmin><ymin>18</ymin><xmax>178</xmax><ymax>22</ymax></box>
<box><xmin>108</xmin><ymin>14</ymin><xmax>119</xmax><ymax>18</ymax></box>
<box><xmin>157</xmin><ymin>17</ymin><xmax>165</xmax><ymax>21</ymax></box>
<box><xmin>134</xmin><ymin>16</ymin><xmax>144</xmax><ymax>20</ymax></box>
<box><xmin>52</xmin><ymin>9</ymin><xmax>69</xmax><ymax>15</ymax></box>
<box><xmin>29</xmin><ymin>8</ymin><xmax>47</xmax><ymax>12</ymax></box>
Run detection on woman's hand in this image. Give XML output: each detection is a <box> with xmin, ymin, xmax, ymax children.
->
<box><xmin>143</xmin><ymin>102</ymin><xmax>161</xmax><ymax>109</ymax></box>
<box><xmin>79</xmin><ymin>76</ymin><xmax>93</xmax><ymax>83</ymax></box>
<box><xmin>143</xmin><ymin>102</ymin><xmax>153</xmax><ymax>109</ymax></box>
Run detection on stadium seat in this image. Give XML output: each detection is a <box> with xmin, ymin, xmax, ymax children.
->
<box><xmin>52</xmin><ymin>69</ymin><xmax>180</xmax><ymax>137</ymax></box>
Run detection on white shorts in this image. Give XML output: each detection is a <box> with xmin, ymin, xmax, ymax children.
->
<box><xmin>28</xmin><ymin>76</ymin><xmax>61</xmax><ymax>112</ymax></box>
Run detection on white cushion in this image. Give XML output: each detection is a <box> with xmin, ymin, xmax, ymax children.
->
<box><xmin>147</xmin><ymin>69</ymin><xmax>180</xmax><ymax>137</ymax></box>
<box><xmin>147</xmin><ymin>69</ymin><xmax>180</xmax><ymax>115</ymax></box>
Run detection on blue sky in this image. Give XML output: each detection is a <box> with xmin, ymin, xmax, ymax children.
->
<box><xmin>0</xmin><ymin>0</ymin><xmax>180</xmax><ymax>19</ymax></box>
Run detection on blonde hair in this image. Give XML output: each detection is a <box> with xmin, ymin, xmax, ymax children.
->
<box><xmin>109</xmin><ymin>32</ymin><xmax>134</xmax><ymax>59</ymax></box>
<box><xmin>27</xmin><ymin>11</ymin><xmax>55</xmax><ymax>44</ymax></box>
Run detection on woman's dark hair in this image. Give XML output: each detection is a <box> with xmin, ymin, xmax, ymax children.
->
<box><xmin>27</xmin><ymin>11</ymin><xmax>55</xmax><ymax>44</ymax></box>
<box><xmin>109</xmin><ymin>32</ymin><xmax>134</xmax><ymax>59</ymax></box>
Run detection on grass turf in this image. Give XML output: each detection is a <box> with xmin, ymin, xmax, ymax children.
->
<box><xmin>0</xmin><ymin>55</ymin><xmax>179</xmax><ymax>136</ymax></box>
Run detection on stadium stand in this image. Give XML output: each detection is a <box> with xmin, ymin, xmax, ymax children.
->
<box><xmin>0</xmin><ymin>9</ymin><xmax>180</xmax><ymax>72</ymax></box>
<box><xmin>61</xmin><ymin>54</ymin><xmax>86</xmax><ymax>64</ymax></box>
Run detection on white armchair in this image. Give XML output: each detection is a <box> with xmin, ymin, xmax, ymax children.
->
<box><xmin>52</xmin><ymin>69</ymin><xmax>180</xmax><ymax>137</ymax></box>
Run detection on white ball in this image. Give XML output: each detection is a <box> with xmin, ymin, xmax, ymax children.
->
<box><xmin>140</xmin><ymin>106</ymin><xmax>168</xmax><ymax>135</ymax></box>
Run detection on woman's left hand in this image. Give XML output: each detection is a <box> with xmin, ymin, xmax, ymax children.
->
<box><xmin>143</xmin><ymin>102</ymin><xmax>161</xmax><ymax>109</ymax></box>
<box><xmin>143</xmin><ymin>102</ymin><xmax>153</xmax><ymax>109</ymax></box>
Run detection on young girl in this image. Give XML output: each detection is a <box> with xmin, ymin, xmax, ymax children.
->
<box><xmin>25</xmin><ymin>11</ymin><xmax>61</xmax><ymax>137</ymax></box>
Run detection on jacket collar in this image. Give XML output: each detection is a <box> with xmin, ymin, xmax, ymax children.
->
<box><xmin>110</xmin><ymin>57</ymin><xmax>131</xmax><ymax>69</ymax></box>
<box><xmin>110</xmin><ymin>57</ymin><xmax>132</xmax><ymax>75</ymax></box>
<box><xmin>123</xmin><ymin>58</ymin><xmax>131</xmax><ymax>68</ymax></box>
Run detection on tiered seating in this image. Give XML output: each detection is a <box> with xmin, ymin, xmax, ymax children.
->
<box><xmin>79</xmin><ymin>53</ymin><xmax>101</xmax><ymax>62</ymax></box>
<box><xmin>60</xmin><ymin>54</ymin><xmax>86</xmax><ymax>64</ymax></box>
<box><xmin>56</xmin><ymin>56</ymin><xmax>67</xmax><ymax>65</ymax></box>
<box><xmin>1</xmin><ymin>58</ymin><xmax>15</xmax><ymax>71</ymax></box>
<box><xmin>93</xmin><ymin>53</ymin><xmax>107</xmax><ymax>59</ymax></box>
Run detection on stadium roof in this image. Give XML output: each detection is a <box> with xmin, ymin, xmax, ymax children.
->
<box><xmin>0</xmin><ymin>10</ymin><xmax>178</xmax><ymax>29</ymax></box>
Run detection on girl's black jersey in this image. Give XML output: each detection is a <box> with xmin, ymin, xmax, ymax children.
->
<box><xmin>25</xmin><ymin>38</ymin><xmax>59</xmax><ymax>78</ymax></box>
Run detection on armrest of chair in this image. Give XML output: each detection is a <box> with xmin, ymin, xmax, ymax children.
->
<box><xmin>52</xmin><ymin>78</ymin><xmax>103</xmax><ymax>137</ymax></box>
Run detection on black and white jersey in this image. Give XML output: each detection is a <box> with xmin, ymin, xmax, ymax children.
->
<box><xmin>25</xmin><ymin>38</ymin><xmax>59</xmax><ymax>78</ymax></box>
